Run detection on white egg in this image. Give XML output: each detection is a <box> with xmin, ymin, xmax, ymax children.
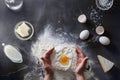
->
<box><xmin>78</xmin><ymin>14</ymin><xmax>87</xmax><ymax>23</ymax></box>
<box><xmin>99</xmin><ymin>36</ymin><xmax>110</xmax><ymax>45</ymax></box>
<box><xmin>79</xmin><ymin>30</ymin><xmax>90</xmax><ymax>40</ymax></box>
<box><xmin>3</xmin><ymin>45</ymin><xmax>23</xmax><ymax>63</ymax></box>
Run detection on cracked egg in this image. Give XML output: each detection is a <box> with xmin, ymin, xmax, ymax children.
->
<box><xmin>51</xmin><ymin>45</ymin><xmax>77</xmax><ymax>71</ymax></box>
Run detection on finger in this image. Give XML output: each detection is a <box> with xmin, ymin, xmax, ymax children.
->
<box><xmin>40</xmin><ymin>57</ymin><xmax>46</xmax><ymax>65</ymax></box>
<box><xmin>75</xmin><ymin>45</ymin><xmax>85</xmax><ymax>58</ymax></box>
<box><xmin>76</xmin><ymin>57</ymin><xmax>88</xmax><ymax>71</ymax></box>
<box><xmin>41</xmin><ymin>57</ymin><xmax>50</xmax><ymax>69</ymax></box>
<box><xmin>44</xmin><ymin>48</ymin><xmax>54</xmax><ymax>58</ymax></box>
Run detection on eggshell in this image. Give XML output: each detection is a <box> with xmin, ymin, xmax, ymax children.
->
<box><xmin>96</xmin><ymin>26</ymin><xmax>104</xmax><ymax>35</ymax></box>
<box><xmin>78</xmin><ymin>14</ymin><xmax>87</xmax><ymax>23</ymax></box>
<box><xmin>51</xmin><ymin>45</ymin><xmax>77</xmax><ymax>71</ymax></box>
<box><xmin>79</xmin><ymin>30</ymin><xmax>90</xmax><ymax>40</ymax></box>
<box><xmin>99</xmin><ymin>36</ymin><xmax>110</xmax><ymax>45</ymax></box>
<box><xmin>3</xmin><ymin>45</ymin><xmax>23</xmax><ymax>63</ymax></box>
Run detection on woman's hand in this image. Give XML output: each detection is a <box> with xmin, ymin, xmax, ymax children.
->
<box><xmin>75</xmin><ymin>45</ymin><xmax>88</xmax><ymax>80</ymax></box>
<box><xmin>40</xmin><ymin>48</ymin><xmax>54</xmax><ymax>80</ymax></box>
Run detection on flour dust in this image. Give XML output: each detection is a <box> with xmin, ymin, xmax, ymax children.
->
<box><xmin>24</xmin><ymin>24</ymin><xmax>98</xmax><ymax>80</ymax></box>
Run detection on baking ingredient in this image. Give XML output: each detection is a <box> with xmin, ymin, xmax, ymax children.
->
<box><xmin>59</xmin><ymin>54</ymin><xmax>69</xmax><ymax>66</ymax></box>
<box><xmin>96</xmin><ymin>26</ymin><xmax>104</xmax><ymax>35</ymax></box>
<box><xmin>79</xmin><ymin>30</ymin><xmax>90</xmax><ymax>40</ymax></box>
<box><xmin>95</xmin><ymin>0</ymin><xmax>113</xmax><ymax>10</ymax></box>
<box><xmin>78</xmin><ymin>14</ymin><xmax>87</xmax><ymax>23</ymax></box>
<box><xmin>31</xmin><ymin>26</ymin><xmax>77</xmax><ymax>80</ymax></box>
<box><xmin>31</xmin><ymin>26</ymin><xmax>97</xmax><ymax>80</ymax></box>
<box><xmin>16</xmin><ymin>22</ymin><xmax>30</xmax><ymax>37</ymax></box>
<box><xmin>99</xmin><ymin>36</ymin><xmax>110</xmax><ymax>45</ymax></box>
<box><xmin>3</xmin><ymin>45</ymin><xmax>23</xmax><ymax>63</ymax></box>
<box><xmin>89</xmin><ymin>6</ymin><xmax>103</xmax><ymax>25</ymax></box>
<box><xmin>97</xmin><ymin>55</ymin><xmax>114</xmax><ymax>72</ymax></box>
<box><xmin>51</xmin><ymin>45</ymin><xmax>77</xmax><ymax>71</ymax></box>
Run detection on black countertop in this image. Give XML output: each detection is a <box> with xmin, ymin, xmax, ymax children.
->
<box><xmin>0</xmin><ymin>0</ymin><xmax>120</xmax><ymax>80</ymax></box>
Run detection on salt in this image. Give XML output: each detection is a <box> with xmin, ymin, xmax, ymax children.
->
<box><xmin>96</xmin><ymin>0</ymin><xmax>114</xmax><ymax>10</ymax></box>
<box><xmin>89</xmin><ymin>6</ymin><xmax>103</xmax><ymax>26</ymax></box>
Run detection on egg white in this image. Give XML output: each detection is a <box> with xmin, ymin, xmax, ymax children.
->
<box><xmin>51</xmin><ymin>44</ymin><xmax>77</xmax><ymax>71</ymax></box>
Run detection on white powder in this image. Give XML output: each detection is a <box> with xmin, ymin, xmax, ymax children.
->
<box><xmin>95</xmin><ymin>0</ymin><xmax>113</xmax><ymax>10</ymax></box>
<box><xmin>31</xmin><ymin>25</ymin><xmax>76</xmax><ymax>80</ymax></box>
<box><xmin>51</xmin><ymin>44</ymin><xmax>77</xmax><ymax>71</ymax></box>
<box><xmin>25</xmin><ymin>25</ymin><xmax>98</xmax><ymax>80</ymax></box>
<box><xmin>31</xmin><ymin>26</ymin><xmax>71</xmax><ymax>58</ymax></box>
<box><xmin>87</xmin><ymin>6</ymin><xmax>103</xmax><ymax>27</ymax></box>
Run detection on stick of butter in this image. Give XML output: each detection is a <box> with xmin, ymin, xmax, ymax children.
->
<box><xmin>16</xmin><ymin>22</ymin><xmax>30</xmax><ymax>37</ymax></box>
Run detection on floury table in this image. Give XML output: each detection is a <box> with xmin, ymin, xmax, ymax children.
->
<box><xmin>0</xmin><ymin>0</ymin><xmax>120</xmax><ymax>80</ymax></box>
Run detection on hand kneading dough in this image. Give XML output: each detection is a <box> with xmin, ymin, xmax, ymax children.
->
<box><xmin>51</xmin><ymin>44</ymin><xmax>77</xmax><ymax>71</ymax></box>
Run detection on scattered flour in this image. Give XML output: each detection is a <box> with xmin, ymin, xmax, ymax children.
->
<box><xmin>88</xmin><ymin>6</ymin><xmax>103</xmax><ymax>26</ymax></box>
<box><xmin>31</xmin><ymin>25</ymin><xmax>77</xmax><ymax>80</ymax></box>
<box><xmin>24</xmin><ymin>25</ymin><xmax>98</xmax><ymax>80</ymax></box>
<box><xmin>51</xmin><ymin>44</ymin><xmax>77</xmax><ymax>71</ymax></box>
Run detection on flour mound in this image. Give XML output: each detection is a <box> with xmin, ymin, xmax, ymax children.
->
<box><xmin>31</xmin><ymin>26</ymin><xmax>97</xmax><ymax>80</ymax></box>
<box><xmin>51</xmin><ymin>44</ymin><xmax>77</xmax><ymax>71</ymax></box>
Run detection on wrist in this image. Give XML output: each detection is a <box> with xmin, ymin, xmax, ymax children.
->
<box><xmin>45</xmin><ymin>72</ymin><xmax>54</xmax><ymax>77</ymax></box>
<box><xmin>44</xmin><ymin>71</ymin><xmax>54</xmax><ymax>80</ymax></box>
<box><xmin>44</xmin><ymin>69</ymin><xmax>54</xmax><ymax>78</ymax></box>
<box><xmin>75</xmin><ymin>73</ymin><xmax>84</xmax><ymax>80</ymax></box>
<box><xmin>44</xmin><ymin>73</ymin><xmax>53</xmax><ymax>80</ymax></box>
<box><xmin>75</xmin><ymin>73</ymin><xmax>83</xmax><ymax>77</ymax></box>
<box><xmin>44</xmin><ymin>69</ymin><xmax>54</xmax><ymax>76</ymax></box>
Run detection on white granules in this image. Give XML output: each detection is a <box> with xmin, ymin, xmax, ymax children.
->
<box><xmin>95</xmin><ymin>0</ymin><xmax>113</xmax><ymax>11</ymax></box>
<box><xmin>88</xmin><ymin>6</ymin><xmax>103</xmax><ymax>26</ymax></box>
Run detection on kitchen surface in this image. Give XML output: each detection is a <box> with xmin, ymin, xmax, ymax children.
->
<box><xmin>0</xmin><ymin>0</ymin><xmax>120</xmax><ymax>80</ymax></box>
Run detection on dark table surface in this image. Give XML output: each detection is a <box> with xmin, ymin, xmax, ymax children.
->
<box><xmin>0</xmin><ymin>0</ymin><xmax>120</xmax><ymax>80</ymax></box>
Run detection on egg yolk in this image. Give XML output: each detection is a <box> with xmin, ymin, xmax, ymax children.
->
<box><xmin>59</xmin><ymin>54</ymin><xmax>69</xmax><ymax>66</ymax></box>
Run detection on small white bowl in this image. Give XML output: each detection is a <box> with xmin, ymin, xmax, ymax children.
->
<box><xmin>95</xmin><ymin>26</ymin><xmax>104</xmax><ymax>35</ymax></box>
<box><xmin>14</xmin><ymin>21</ymin><xmax>34</xmax><ymax>40</ymax></box>
<box><xmin>95</xmin><ymin>0</ymin><xmax>113</xmax><ymax>11</ymax></box>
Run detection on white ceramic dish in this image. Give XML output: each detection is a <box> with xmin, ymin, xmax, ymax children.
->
<box><xmin>3</xmin><ymin>45</ymin><xmax>23</xmax><ymax>63</ymax></box>
<box><xmin>14</xmin><ymin>21</ymin><xmax>34</xmax><ymax>40</ymax></box>
<box><xmin>96</xmin><ymin>26</ymin><xmax>104</xmax><ymax>35</ymax></box>
<box><xmin>96</xmin><ymin>0</ymin><xmax>113</xmax><ymax>11</ymax></box>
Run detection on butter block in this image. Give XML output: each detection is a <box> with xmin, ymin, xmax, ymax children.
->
<box><xmin>16</xmin><ymin>22</ymin><xmax>30</xmax><ymax>37</ymax></box>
